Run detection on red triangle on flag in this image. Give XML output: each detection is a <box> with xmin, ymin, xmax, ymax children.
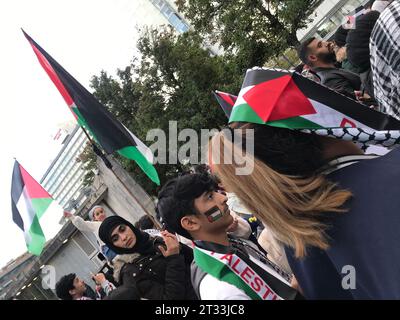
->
<box><xmin>216</xmin><ymin>91</ymin><xmax>236</xmax><ymax>106</ymax></box>
<box><xmin>19</xmin><ymin>164</ymin><xmax>52</xmax><ymax>199</ymax></box>
<box><xmin>243</xmin><ymin>75</ymin><xmax>316</xmax><ymax>122</ymax></box>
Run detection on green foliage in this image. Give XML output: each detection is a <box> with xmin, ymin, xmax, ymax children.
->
<box><xmin>82</xmin><ymin>1</ymin><xmax>321</xmax><ymax>195</ymax></box>
<box><xmin>175</xmin><ymin>0</ymin><xmax>322</xmax><ymax>65</ymax></box>
<box><xmin>91</xmin><ymin>68</ymin><xmax>142</xmax><ymax>129</ymax></box>
<box><xmin>89</xmin><ymin>28</ymin><xmax>242</xmax><ymax>195</ymax></box>
<box><xmin>76</xmin><ymin>142</ymin><xmax>97</xmax><ymax>187</ymax></box>
<box><xmin>136</xmin><ymin>29</ymin><xmax>240</xmax><ymax>131</ymax></box>
<box><xmin>264</xmin><ymin>48</ymin><xmax>301</xmax><ymax>69</ymax></box>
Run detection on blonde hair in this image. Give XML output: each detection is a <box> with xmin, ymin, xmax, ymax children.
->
<box><xmin>209</xmin><ymin>130</ymin><xmax>352</xmax><ymax>258</ymax></box>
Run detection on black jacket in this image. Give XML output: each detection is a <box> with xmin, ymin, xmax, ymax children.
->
<box><xmin>346</xmin><ymin>10</ymin><xmax>380</xmax><ymax>72</ymax></box>
<box><xmin>313</xmin><ymin>67</ymin><xmax>361</xmax><ymax>99</ymax></box>
<box><xmin>359</xmin><ymin>68</ymin><xmax>376</xmax><ymax>101</ymax></box>
<box><xmin>107</xmin><ymin>244</ymin><xmax>197</xmax><ymax>300</ymax></box>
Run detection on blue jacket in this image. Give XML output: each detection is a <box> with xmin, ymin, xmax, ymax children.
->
<box><xmin>286</xmin><ymin>147</ymin><xmax>400</xmax><ymax>299</ymax></box>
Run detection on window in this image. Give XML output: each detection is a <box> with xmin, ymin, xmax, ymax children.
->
<box><xmin>73</xmin><ymin>231</ymin><xmax>97</xmax><ymax>257</ymax></box>
<box><xmin>169</xmin><ymin>13</ymin><xmax>189</xmax><ymax>33</ymax></box>
<box><xmin>162</xmin><ymin>6</ymin><xmax>173</xmax><ymax>18</ymax></box>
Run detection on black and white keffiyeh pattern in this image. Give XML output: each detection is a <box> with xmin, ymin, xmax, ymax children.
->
<box><xmin>370</xmin><ymin>1</ymin><xmax>400</xmax><ymax>120</ymax></box>
<box><xmin>216</xmin><ymin>66</ymin><xmax>400</xmax><ymax>151</ymax></box>
<box><xmin>302</xmin><ymin>128</ymin><xmax>400</xmax><ymax>151</ymax></box>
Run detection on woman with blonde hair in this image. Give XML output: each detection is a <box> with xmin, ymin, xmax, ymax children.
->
<box><xmin>209</xmin><ymin>121</ymin><xmax>400</xmax><ymax>299</ymax></box>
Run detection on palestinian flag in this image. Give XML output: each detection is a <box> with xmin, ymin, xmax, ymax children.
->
<box><xmin>203</xmin><ymin>206</ymin><xmax>223</xmax><ymax>223</ymax></box>
<box><xmin>23</xmin><ymin>30</ymin><xmax>160</xmax><ymax>185</ymax></box>
<box><xmin>11</xmin><ymin>160</ymin><xmax>53</xmax><ymax>255</ymax></box>
<box><xmin>226</xmin><ymin>68</ymin><xmax>400</xmax><ymax>148</ymax></box>
<box><xmin>213</xmin><ymin>90</ymin><xmax>237</xmax><ymax>118</ymax></box>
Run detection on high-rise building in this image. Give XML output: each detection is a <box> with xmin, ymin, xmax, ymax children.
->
<box><xmin>148</xmin><ymin>0</ymin><xmax>190</xmax><ymax>33</ymax></box>
<box><xmin>297</xmin><ymin>0</ymin><xmax>370</xmax><ymax>41</ymax></box>
<box><xmin>129</xmin><ymin>0</ymin><xmax>189</xmax><ymax>34</ymax></box>
<box><xmin>40</xmin><ymin>125</ymin><xmax>90</xmax><ymax>213</ymax></box>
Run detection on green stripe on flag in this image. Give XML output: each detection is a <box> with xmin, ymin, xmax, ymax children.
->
<box><xmin>194</xmin><ymin>248</ymin><xmax>261</xmax><ymax>300</ymax></box>
<box><xmin>72</xmin><ymin>107</ymin><xmax>100</xmax><ymax>142</ymax></box>
<box><xmin>266</xmin><ymin>116</ymin><xmax>324</xmax><ymax>129</ymax></box>
<box><xmin>27</xmin><ymin>215</ymin><xmax>46</xmax><ymax>256</ymax></box>
<box><xmin>73</xmin><ymin>107</ymin><xmax>160</xmax><ymax>186</ymax></box>
<box><xmin>229</xmin><ymin>103</ymin><xmax>265</xmax><ymax>125</ymax></box>
<box><xmin>31</xmin><ymin>198</ymin><xmax>53</xmax><ymax>219</ymax></box>
<box><xmin>118</xmin><ymin>146</ymin><xmax>160</xmax><ymax>185</ymax></box>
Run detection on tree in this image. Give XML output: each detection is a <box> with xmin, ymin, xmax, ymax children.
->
<box><xmin>136</xmin><ymin>28</ymin><xmax>240</xmax><ymax>131</ymax></box>
<box><xmin>175</xmin><ymin>0</ymin><xmax>322</xmax><ymax>66</ymax></box>
<box><xmin>76</xmin><ymin>142</ymin><xmax>97</xmax><ymax>187</ymax></box>
<box><xmin>89</xmin><ymin>28</ymin><xmax>242</xmax><ymax>195</ymax></box>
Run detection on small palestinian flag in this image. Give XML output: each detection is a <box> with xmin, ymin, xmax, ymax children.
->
<box><xmin>23</xmin><ymin>30</ymin><xmax>160</xmax><ymax>185</ymax></box>
<box><xmin>204</xmin><ymin>206</ymin><xmax>223</xmax><ymax>223</ymax></box>
<box><xmin>227</xmin><ymin>67</ymin><xmax>400</xmax><ymax>148</ymax></box>
<box><xmin>11</xmin><ymin>160</ymin><xmax>53</xmax><ymax>255</ymax></box>
<box><xmin>213</xmin><ymin>90</ymin><xmax>237</xmax><ymax>118</ymax></box>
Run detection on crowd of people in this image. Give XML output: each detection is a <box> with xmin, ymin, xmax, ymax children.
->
<box><xmin>54</xmin><ymin>0</ymin><xmax>400</xmax><ymax>300</ymax></box>
<box><xmin>296</xmin><ymin>0</ymin><xmax>399</xmax><ymax>115</ymax></box>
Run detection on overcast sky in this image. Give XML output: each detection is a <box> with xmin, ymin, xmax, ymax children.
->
<box><xmin>0</xmin><ymin>0</ymin><xmax>154</xmax><ymax>268</ymax></box>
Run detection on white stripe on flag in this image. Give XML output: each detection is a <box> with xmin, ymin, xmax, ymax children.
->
<box><xmin>16</xmin><ymin>186</ymin><xmax>35</xmax><ymax>244</ymax></box>
<box><xmin>305</xmin><ymin>99</ymin><xmax>376</xmax><ymax>131</ymax></box>
<box><xmin>233</xmin><ymin>85</ymin><xmax>254</xmax><ymax>108</ymax></box>
<box><xmin>124</xmin><ymin>125</ymin><xmax>154</xmax><ymax>164</ymax></box>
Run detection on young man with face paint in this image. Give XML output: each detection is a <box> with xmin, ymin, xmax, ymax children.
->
<box><xmin>156</xmin><ymin>173</ymin><xmax>302</xmax><ymax>300</ymax></box>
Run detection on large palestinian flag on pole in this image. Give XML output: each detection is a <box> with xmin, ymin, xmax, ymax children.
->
<box><xmin>23</xmin><ymin>30</ymin><xmax>160</xmax><ymax>185</ymax></box>
<box><xmin>226</xmin><ymin>67</ymin><xmax>400</xmax><ymax>148</ymax></box>
<box><xmin>11</xmin><ymin>160</ymin><xmax>53</xmax><ymax>255</ymax></box>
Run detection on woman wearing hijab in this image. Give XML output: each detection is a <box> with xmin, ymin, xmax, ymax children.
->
<box><xmin>99</xmin><ymin>216</ymin><xmax>197</xmax><ymax>300</ymax></box>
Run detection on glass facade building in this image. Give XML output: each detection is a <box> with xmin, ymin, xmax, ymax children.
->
<box><xmin>298</xmin><ymin>0</ymin><xmax>370</xmax><ymax>41</ymax></box>
<box><xmin>41</xmin><ymin>125</ymin><xmax>89</xmax><ymax>211</ymax></box>
<box><xmin>148</xmin><ymin>0</ymin><xmax>190</xmax><ymax>33</ymax></box>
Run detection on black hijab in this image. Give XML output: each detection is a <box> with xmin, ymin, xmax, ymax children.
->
<box><xmin>99</xmin><ymin>216</ymin><xmax>163</xmax><ymax>255</ymax></box>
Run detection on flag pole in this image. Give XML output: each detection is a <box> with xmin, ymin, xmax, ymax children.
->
<box><xmin>79</xmin><ymin>127</ymin><xmax>162</xmax><ymax>230</ymax></box>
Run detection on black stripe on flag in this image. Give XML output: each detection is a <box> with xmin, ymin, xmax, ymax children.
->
<box><xmin>11</xmin><ymin>161</ymin><xmax>24</xmax><ymax>231</ymax></box>
<box><xmin>241</xmin><ymin>68</ymin><xmax>287</xmax><ymax>89</ymax></box>
<box><xmin>213</xmin><ymin>91</ymin><xmax>233</xmax><ymax>119</ymax></box>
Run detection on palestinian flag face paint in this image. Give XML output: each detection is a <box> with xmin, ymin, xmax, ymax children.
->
<box><xmin>203</xmin><ymin>206</ymin><xmax>224</xmax><ymax>223</ymax></box>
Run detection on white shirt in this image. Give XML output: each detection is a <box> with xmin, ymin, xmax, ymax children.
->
<box><xmin>199</xmin><ymin>274</ymin><xmax>250</xmax><ymax>300</ymax></box>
